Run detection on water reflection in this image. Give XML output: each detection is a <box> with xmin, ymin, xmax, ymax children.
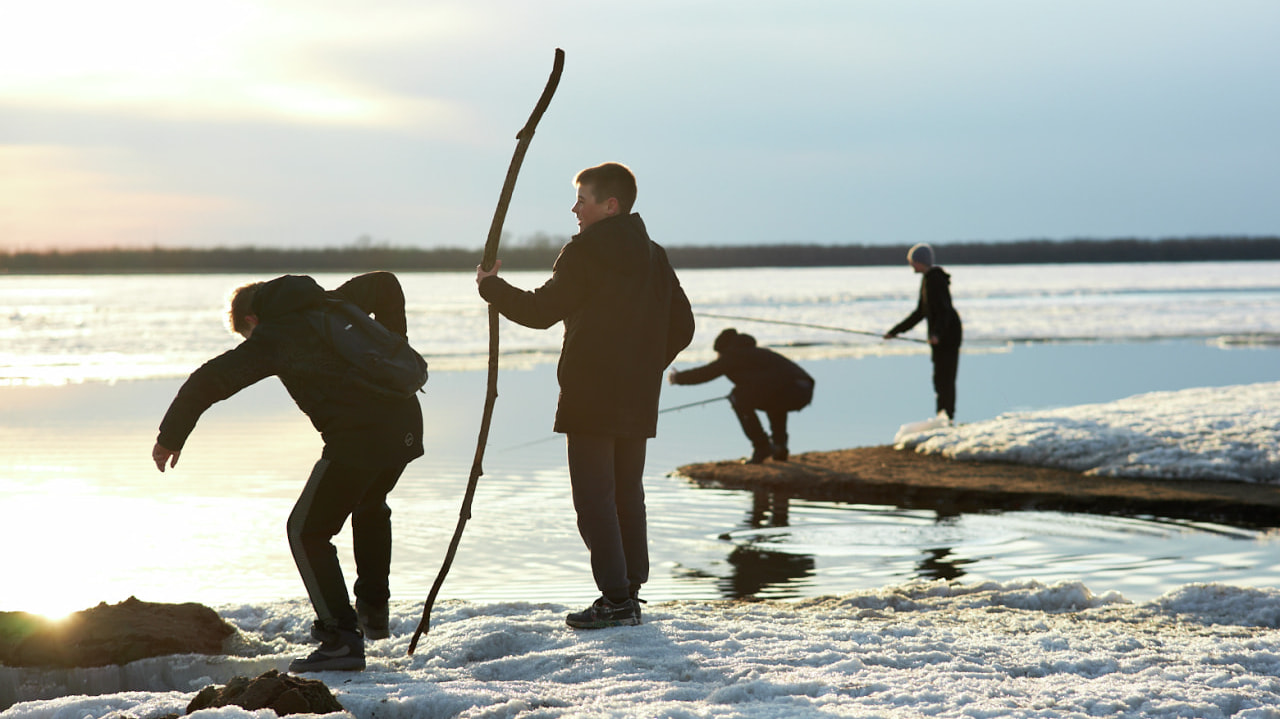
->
<box><xmin>917</xmin><ymin>510</ymin><xmax>975</xmax><ymax>580</ymax></box>
<box><xmin>916</xmin><ymin>547</ymin><xmax>973</xmax><ymax>581</ymax></box>
<box><xmin>715</xmin><ymin>489</ymin><xmax>981</xmax><ymax>597</ymax></box>
<box><xmin>695</xmin><ymin>483</ymin><xmax>1274</xmax><ymax>603</ymax></box>
<box><xmin>749</xmin><ymin>488</ymin><xmax>791</xmax><ymax>528</ymax></box>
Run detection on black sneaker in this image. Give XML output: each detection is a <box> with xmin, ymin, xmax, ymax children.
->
<box><xmin>566</xmin><ymin>596</ymin><xmax>641</xmax><ymax>629</ymax></box>
<box><xmin>356</xmin><ymin>599</ymin><xmax>390</xmax><ymax>640</ymax></box>
<box><xmin>744</xmin><ymin>444</ymin><xmax>773</xmax><ymax>464</ymax></box>
<box><xmin>629</xmin><ymin>591</ymin><xmax>647</xmax><ymax>623</ymax></box>
<box><xmin>309</xmin><ymin>619</ymin><xmax>338</xmax><ymax>644</ymax></box>
<box><xmin>289</xmin><ymin>626</ymin><xmax>365</xmax><ymax>672</ymax></box>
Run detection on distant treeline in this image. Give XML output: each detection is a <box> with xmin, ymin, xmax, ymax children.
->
<box><xmin>2</xmin><ymin>236</ymin><xmax>1278</xmax><ymax>274</ymax></box>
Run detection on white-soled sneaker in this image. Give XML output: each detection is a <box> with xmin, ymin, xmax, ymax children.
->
<box><xmin>289</xmin><ymin>626</ymin><xmax>365</xmax><ymax>672</ymax></box>
<box><xmin>565</xmin><ymin>596</ymin><xmax>641</xmax><ymax>629</ymax></box>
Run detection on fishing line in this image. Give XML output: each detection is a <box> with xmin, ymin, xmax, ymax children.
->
<box><xmin>694</xmin><ymin>312</ymin><xmax>929</xmax><ymax>344</ymax></box>
<box><xmin>493</xmin><ymin>394</ymin><xmax>731</xmax><ymax>454</ymax></box>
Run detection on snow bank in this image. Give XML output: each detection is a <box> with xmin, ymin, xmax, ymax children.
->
<box><xmin>896</xmin><ymin>381</ymin><xmax>1280</xmax><ymax>483</ymax></box>
<box><xmin>6</xmin><ymin>581</ymin><xmax>1280</xmax><ymax>718</ymax></box>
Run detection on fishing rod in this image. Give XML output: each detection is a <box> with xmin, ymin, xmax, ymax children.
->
<box><xmin>494</xmin><ymin>394</ymin><xmax>730</xmax><ymax>454</ymax></box>
<box><xmin>659</xmin><ymin>394</ymin><xmax>731</xmax><ymax>413</ymax></box>
<box><xmin>694</xmin><ymin>312</ymin><xmax>929</xmax><ymax>344</ymax></box>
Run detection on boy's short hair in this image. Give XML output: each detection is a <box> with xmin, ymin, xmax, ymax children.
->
<box><xmin>575</xmin><ymin>162</ymin><xmax>637</xmax><ymax>214</ymax></box>
<box><xmin>228</xmin><ymin>281</ymin><xmax>263</xmax><ymax>335</ymax></box>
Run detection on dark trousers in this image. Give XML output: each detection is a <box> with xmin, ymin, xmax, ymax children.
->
<box><xmin>730</xmin><ymin>392</ymin><xmax>789</xmax><ymax>451</ymax></box>
<box><xmin>288</xmin><ymin>458</ymin><xmax>406</xmax><ymax>628</ymax></box>
<box><xmin>566</xmin><ymin>434</ymin><xmax>649</xmax><ymax>601</ymax></box>
<box><xmin>729</xmin><ymin>378</ymin><xmax>813</xmax><ymax>451</ymax></box>
<box><xmin>931</xmin><ymin>335</ymin><xmax>961</xmax><ymax>420</ymax></box>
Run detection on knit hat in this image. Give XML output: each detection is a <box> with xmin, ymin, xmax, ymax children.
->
<box><xmin>906</xmin><ymin>243</ymin><xmax>934</xmax><ymax>267</ymax></box>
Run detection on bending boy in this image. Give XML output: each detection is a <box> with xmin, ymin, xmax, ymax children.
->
<box><xmin>151</xmin><ymin>272</ymin><xmax>423</xmax><ymax>672</ymax></box>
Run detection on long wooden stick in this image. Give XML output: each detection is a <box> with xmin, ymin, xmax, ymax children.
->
<box><xmin>408</xmin><ymin>48</ymin><xmax>564</xmax><ymax>655</ymax></box>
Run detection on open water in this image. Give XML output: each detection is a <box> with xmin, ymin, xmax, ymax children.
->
<box><xmin>2</xmin><ymin>262</ymin><xmax>1278</xmax><ymax>617</ymax></box>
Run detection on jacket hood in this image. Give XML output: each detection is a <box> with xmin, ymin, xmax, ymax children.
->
<box><xmin>574</xmin><ymin>213</ymin><xmax>653</xmax><ymax>276</ymax></box>
<box><xmin>252</xmin><ymin>274</ymin><xmax>327</xmax><ymax>321</ymax></box>
<box><xmin>714</xmin><ymin>328</ymin><xmax>757</xmax><ymax>353</ymax></box>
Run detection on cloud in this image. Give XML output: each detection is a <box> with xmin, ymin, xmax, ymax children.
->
<box><xmin>2</xmin><ymin>1</ymin><xmax>1278</xmax><ymax>251</ymax></box>
<box><xmin>0</xmin><ymin>0</ymin><xmax>472</xmax><ymax>129</ymax></box>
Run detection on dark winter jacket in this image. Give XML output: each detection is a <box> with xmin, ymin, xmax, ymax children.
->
<box><xmin>671</xmin><ymin>329</ymin><xmax>814</xmax><ymax>411</ymax></box>
<box><xmin>889</xmin><ymin>266</ymin><xmax>962</xmax><ymax>345</ymax></box>
<box><xmin>157</xmin><ymin>272</ymin><xmax>424</xmax><ymax>467</ymax></box>
<box><xmin>479</xmin><ymin>213</ymin><xmax>695</xmax><ymax>437</ymax></box>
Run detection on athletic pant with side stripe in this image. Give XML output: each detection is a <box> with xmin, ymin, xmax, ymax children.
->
<box><xmin>288</xmin><ymin>457</ymin><xmax>407</xmax><ymax>629</ymax></box>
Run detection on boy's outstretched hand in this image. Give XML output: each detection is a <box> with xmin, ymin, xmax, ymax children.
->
<box><xmin>152</xmin><ymin>442</ymin><xmax>180</xmax><ymax>472</ymax></box>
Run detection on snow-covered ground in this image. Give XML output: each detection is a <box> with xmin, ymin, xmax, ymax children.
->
<box><xmin>896</xmin><ymin>381</ymin><xmax>1280</xmax><ymax>483</ymax></box>
<box><xmin>6</xmin><ymin>582</ymin><xmax>1280</xmax><ymax>719</ymax></box>
<box><xmin>6</xmin><ymin>382</ymin><xmax>1280</xmax><ymax>719</ymax></box>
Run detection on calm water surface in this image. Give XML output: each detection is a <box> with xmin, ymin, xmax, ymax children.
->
<box><xmin>2</xmin><ymin>265</ymin><xmax>1279</xmax><ymax>616</ymax></box>
<box><xmin>4</xmin><ymin>340</ymin><xmax>1278</xmax><ymax>617</ymax></box>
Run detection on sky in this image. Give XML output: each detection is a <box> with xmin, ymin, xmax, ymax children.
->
<box><xmin>8</xmin><ymin>381</ymin><xmax>1280</xmax><ymax>717</ymax></box>
<box><xmin>2</xmin><ymin>1</ymin><xmax>1279</xmax><ymax>252</ymax></box>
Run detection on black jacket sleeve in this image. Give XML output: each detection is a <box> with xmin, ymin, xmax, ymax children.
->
<box><xmin>477</xmin><ymin>246</ymin><xmax>591</xmax><ymax>330</ymax></box>
<box><xmin>332</xmin><ymin>271</ymin><xmax>409</xmax><ymax>338</ymax></box>
<box><xmin>671</xmin><ymin>356</ymin><xmax>728</xmax><ymax>386</ymax></box>
<box><xmin>889</xmin><ymin>281</ymin><xmax>928</xmax><ymax>336</ymax></box>
<box><xmin>156</xmin><ymin>341</ymin><xmax>274</xmax><ymax>450</ymax></box>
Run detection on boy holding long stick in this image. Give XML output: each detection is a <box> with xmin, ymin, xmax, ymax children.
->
<box><xmin>476</xmin><ymin>162</ymin><xmax>694</xmax><ymax>628</ymax></box>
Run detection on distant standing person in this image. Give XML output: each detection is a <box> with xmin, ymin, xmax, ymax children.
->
<box><xmin>151</xmin><ymin>272</ymin><xmax>423</xmax><ymax>672</ymax></box>
<box><xmin>668</xmin><ymin>328</ymin><xmax>814</xmax><ymax>463</ymax></box>
<box><xmin>884</xmin><ymin>243</ymin><xmax>963</xmax><ymax>420</ymax></box>
<box><xmin>476</xmin><ymin>162</ymin><xmax>695</xmax><ymax>629</ymax></box>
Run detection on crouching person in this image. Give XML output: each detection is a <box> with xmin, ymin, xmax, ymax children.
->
<box><xmin>669</xmin><ymin>328</ymin><xmax>814</xmax><ymax>463</ymax></box>
<box><xmin>151</xmin><ymin>272</ymin><xmax>424</xmax><ymax>672</ymax></box>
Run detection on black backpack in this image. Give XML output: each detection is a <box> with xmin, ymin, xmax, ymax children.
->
<box><xmin>306</xmin><ymin>298</ymin><xmax>429</xmax><ymax>399</ymax></box>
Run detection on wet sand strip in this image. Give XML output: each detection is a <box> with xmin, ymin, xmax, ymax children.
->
<box><xmin>675</xmin><ymin>445</ymin><xmax>1280</xmax><ymax>529</ymax></box>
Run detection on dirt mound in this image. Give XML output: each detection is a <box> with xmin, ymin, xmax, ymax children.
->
<box><xmin>185</xmin><ymin>669</ymin><xmax>344</xmax><ymax>716</ymax></box>
<box><xmin>0</xmin><ymin>596</ymin><xmax>234</xmax><ymax>668</ymax></box>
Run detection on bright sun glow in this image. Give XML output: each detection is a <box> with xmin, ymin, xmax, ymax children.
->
<box><xmin>1</xmin><ymin>1</ymin><xmax>253</xmax><ymax>88</ymax></box>
<box><xmin>0</xmin><ymin>0</ymin><xmax>449</xmax><ymax>125</ymax></box>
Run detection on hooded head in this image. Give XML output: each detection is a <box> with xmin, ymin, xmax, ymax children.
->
<box><xmin>713</xmin><ymin>328</ymin><xmax>757</xmax><ymax>353</ymax></box>
<box><xmin>250</xmin><ymin>275</ymin><xmax>327</xmax><ymax>320</ymax></box>
<box><xmin>229</xmin><ymin>275</ymin><xmax>326</xmax><ymax>339</ymax></box>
